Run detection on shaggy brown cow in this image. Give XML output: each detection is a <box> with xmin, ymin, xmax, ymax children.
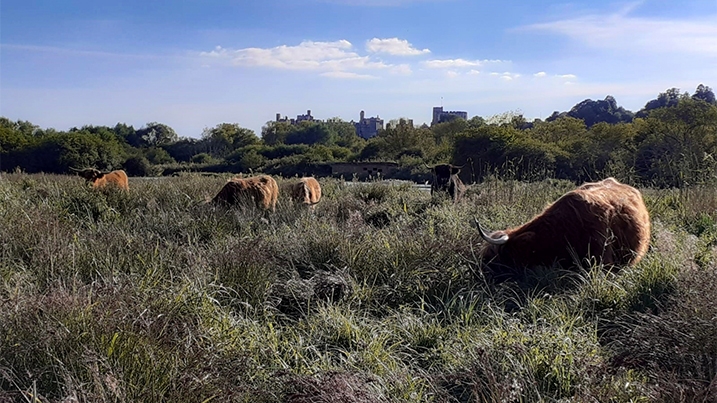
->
<box><xmin>430</xmin><ymin>164</ymin><xmax>466</xmax><ymax>202</ymax></box>
<box><xmin>212</xmin><ymin>175</ymin><xmax>278</xmax><ymax>212</ymax></box>
<box><xmin>71</xmin><ymin>167</ymin><xmax>129</xmax><ymax>191</ymax></box>
<box><xmin>477</xmin><ymin>178</ymin><xmax>650</xmax><ymax>273</ymax></box>
<box><xmin>286</xmin><ymin>177</ymin><xmax>322</xmax><ymax>209</ymax></box>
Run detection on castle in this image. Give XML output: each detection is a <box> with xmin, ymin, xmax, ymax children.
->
<box><xmin>274</xmin><ymin>106</ymin><xmax>467</xmax><ymax>138</ymax></box>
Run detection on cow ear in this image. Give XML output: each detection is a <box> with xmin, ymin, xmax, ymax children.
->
<box><xmin>451</xmin><ymin>167</ymin><xmax>460</xmax><ymax>175</ymax></box>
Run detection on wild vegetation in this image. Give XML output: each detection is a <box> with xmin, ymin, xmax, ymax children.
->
<box><xmin>1</xmin><ymin>85</ymin><xmax>716</xmax><ymax>188</ymax></box>
<box><xmin>1</xmin><ymin>173</ymin><xmax>716</xmax><ymax>402</ymax></box>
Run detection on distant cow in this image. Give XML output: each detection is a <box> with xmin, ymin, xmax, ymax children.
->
<box><xmin>286</xmin><ymin>177</ymin><xmax>322</xmax><ymax>210</ymax></box>
<box><xmin>212</xmin><ymin>175</ymin><xmax>278</xmax><ymax>212</ymax></box>
<box><xmin>477</xmin><ymin>178</ymin><xmax>650</xmax><ymax>273</ymax></box>
<box><xmin>71</xmin><ymin>167</ymin><xmax>129</xmax><ymax>191</ymax></box>
<box><xmin>430</xmin><ymin>164</ymin><xmax>466</xmax><ymax>202</ymax></box>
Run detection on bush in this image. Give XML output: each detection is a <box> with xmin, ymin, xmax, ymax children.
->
<box><xmin>123</xmin><ymin>155</ymin><xmax>156</xmax><ymax>177</ymax></box>
<box><xmin>190</xmin><ymin>153</ymin><xmax>215</xmax><ymax>164</ymax></box>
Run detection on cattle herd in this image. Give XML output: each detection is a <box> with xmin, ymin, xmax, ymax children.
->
<box><xmin>71</xmin><ymin>165</ymin><xmax>651</xmax><ymax>276</ymax></box>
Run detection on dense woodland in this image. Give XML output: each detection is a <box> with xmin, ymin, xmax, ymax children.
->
<box><xmin>1</xmin><ymin>84</ymin><xmax>716</xmax><ymax>188</ymax></box>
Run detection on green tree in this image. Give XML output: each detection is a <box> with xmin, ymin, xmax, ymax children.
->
<box><xmin>202</xmin><ymin>123</ymin><xmax>259</xmax><ymax>158</ymax></box>
<box><xmin>547</xmin><ymin>96</ymin><xmax>634</xmax><ymax>127</ymax></box>
<box><xmin>569</xmin><ymin>122</ymin><xmax>638</xmax><ymax>181</ymax></box>
<box><xmin>0</xmin><ymin>118</ymin><xmax>34</xmax><ymax>153</ymax></box>
<box><xmin>285</xmin><ymin>122</ymin><xmax>332</xmax><ymax>145</ymax></box>
<box><xmin>325</xmin><ymin>118</ymin><xmax>362</xmax><ymax>150</ymax></box>
<box><xmin>136</xmin><ymin>122</ymin><xmax>178</xmax><ymax>147</ymax></box>
<box><xmin>113</xmin><ymin>123</ymin><xmax>138</xmax><ymax>145</ymax></box>
<box><xmin>634</xmin><ymin>98</ymin><xmax>717</xmax><ymax>187</ymax></box>
<box><xmin>692</xmin><ymin>84</ymin><xmax>716</xmax><ymax>105</ymax></box>
<box><xmin>261</xmin><ymin>121</ymin><xmax>293</xmax><ymax>145</ymax></box>
<box><xmin>636</xmin><ymin>88</ymin><xmax>687</xmax><ymax>118</ymax></box>
<box><xmin>145</xmin><ymin>147</ymin><xmax>176</xmax><ymax>164</ymax></box>
<box><xmin>9</xmin><ymin>130</ymin><xmax>125</xmax><ymax>173</ymax></box>
<box><xmin>371</xmin><ymin>120</ymin><xmax>436</xmax><ymax>161</ymax></box>
<box><xmin>162</xmin><ymin>138</ymin><xmax>206</xmax><ymax>162</ymax></box>
<box><xmin>527</xmin><ymin>116</ymin><xmax>588</xmax><ymax>146</ymax></box>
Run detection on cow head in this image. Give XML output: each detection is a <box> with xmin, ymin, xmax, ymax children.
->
<box><xmin>70</xmin><ymin>167</ymin><xmax>105</xmax><ymax>182</ymax></box>
<box><xmin>431</xmin><ymin>164</ymin><xmax>462</xmax><ymax>192</ymax></box>
<box><xmin>475</xmin><ymin>218</ymin><xmax>543</xmax><ymax>280</ymax></box>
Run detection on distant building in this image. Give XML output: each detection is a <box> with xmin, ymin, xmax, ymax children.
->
<box><xmin>386</xmin><ymin>118</ymin><xmax>414</xmax><ymax>129</ymax></box>
<box><xmin>431</xmin><ymin>106</ymin><xmax>468</xmax><ymax>125</ymax></box>
<box><xmin>276</xmin><ymin>110</ymin><xmax>318</xmax><ymax>125</ymax></box>
<box><xmin>353</xmin><ymin>110</ymin><xmax>384</xmax><ymax>139</ymax></box>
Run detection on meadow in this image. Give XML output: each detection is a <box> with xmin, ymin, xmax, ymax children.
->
<box><xmin>1</xmin><ymin>173</ymin><xmax>716</xmax><ymax>402</ymax></box>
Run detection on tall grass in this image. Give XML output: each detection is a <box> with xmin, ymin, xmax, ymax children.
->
<box><xmin>1</xmin><ymin>173</ymin><xmax>716</xmax><ymax>402</ymax></box>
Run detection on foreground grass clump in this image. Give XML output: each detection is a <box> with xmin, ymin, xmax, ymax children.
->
<box><xmin>1</xmin><ymin>173</ymin><xmax>716</xmax><ymax>402</ymax></box>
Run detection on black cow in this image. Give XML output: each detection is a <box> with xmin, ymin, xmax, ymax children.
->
<box><xmin>430</xmin><ymin>164</ymin><xmax>466</xmax><ymax>202</ymax></box>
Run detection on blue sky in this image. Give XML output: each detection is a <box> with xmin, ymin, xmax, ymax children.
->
<box><xmin>1</xmin><ymin>0</ymin><xmax>716</xmax><ymax>138</ymax></box>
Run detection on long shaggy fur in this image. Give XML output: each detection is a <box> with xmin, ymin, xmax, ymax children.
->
<box><xmin>287</xmin><ymin>177</ymin><xmax>322</xmax><ymax>208</ymax></box>
<box><xmin>480</xmin><ymin>177</ymin><xmax>650</xmax><ymax>271</ymax></box>
<box><xmin>212</xmin><ymin>175</ymin><xmax>279</xmax><ymax>211</ymax></box>
<box><xmin>76</xmin><ymin>168</ymin><xmax>129</xmax><ymax>191</ymax></box>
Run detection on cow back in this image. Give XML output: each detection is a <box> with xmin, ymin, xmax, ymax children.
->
<box><xmin>212</xmin><ymin>175</ymin><xmax>278</xmax><ymax>211</ymax></box>
<box><xmin>286</xmin><ymin>177</ymin><xmax>322</xmax><ymax>207</ymax></box>
<box><xmin>93</xmin><ymin>170</ymin><xmax>129</xmax><ymax>191</ymax></box>
<box><xmin>299</xmin><ymin>177</ymin><xmax>321</xmax><ymax>205</ymax></box>
<box><xmin>481</xmin><ymin>178</ymin><xmax>650</xmax><ymax>271</ymax></box>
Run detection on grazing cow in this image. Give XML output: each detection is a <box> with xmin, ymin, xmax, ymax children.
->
<box><xmin>71</xmin><ymin>167</ymin><xmax>129</xmax><ymax>191</ymax></box>
<box><xmin>430</xmin><ymin>164</ymin><xmax>467</xmax><ymax>202</ymax></box>
<box><xmin>477</xmin><ymin>178</ymin><xmax>650</xmax><ymax>273</ymax></box>
<box><xmin>286</xmin><ymin>177</ymin><xmax>322</xmax><ymax>209</ymax></box>
<box><xmin>212</xmin><ymin>175</ymin><xmax>278</xmax><ymax>212</ymax></box>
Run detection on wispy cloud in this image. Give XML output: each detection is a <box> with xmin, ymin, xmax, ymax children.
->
<box><xmin>524</xmin><ymin>7</ymin><xmax>717</xmax><ymax>57</ymax></box>
<box><xmin>490</xmin><ymin>72</ymin><xmax>521</xmax><ymax>81</ymax></box>
<box><xmin>534</xmin><ymin>71</ymin><xmax>578</xmax><ymax>81</ymax></box>
<box><xmin>423</xmin><ymin>58</ymin><xmax>507</xmax><ymax>69</ymax></box>
<box><xmin>366</xmin><ymin>38</ymin><xmax>430</xmax><ymax>56</ymax></box>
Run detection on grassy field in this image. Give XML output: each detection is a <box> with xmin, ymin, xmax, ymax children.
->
<box><xmin>1</xmin><ymin>173</ymin><xmax>716</xmax><ymax>402</ymax></box>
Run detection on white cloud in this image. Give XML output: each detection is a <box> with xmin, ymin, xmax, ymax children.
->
<box><xmin>524</xmin><ymin>9</ymin><xmax>717</xmax><ymax>57</ymax></box>
<box><xmin>558</xmin><ymin>74</ymin><xmax>577</xmax><ymax>79</ymax></box>
<box><xmin>366</xmin><ymin>38</ymin><xmax>430</xmax><ymax>56</ymax></box>
<box><xmin>488</xmin><ymin>72</ymin><xmax>520</xmax><ymax>81</ymax></box>
<box><xmin>423</xmin><ymin>59</ymin><xmax>481</xmax><ymax>69</ymax></box>
<box><xmin>534</xmin><ymin>71</ymin><xmax>547</xmax><ymax>77</ymax></box>
<box><xmin>201</xmin><ymin>40</ymin><xmax>391</xmax><ymax>72</ymax></box>
<box><xmin>423</xmin><ymin>58</ymin><xmax>508</xmax><ymax>69</ymax></box>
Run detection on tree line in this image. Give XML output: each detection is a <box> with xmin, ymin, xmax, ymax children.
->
<box><xmin>1</xmin><ymin>84</ymin><xmax>715</xmax><ymax>188</ymax></box>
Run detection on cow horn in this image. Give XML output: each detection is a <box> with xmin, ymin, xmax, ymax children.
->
<box><xmin>475</xmin><ymin>218</ymin><xmax>509</xmax><ymax>245</ymax></box>
<box><xmin>69</xmin><ymin>167</ymin><xmax>82</xmax><ymax>171</ymax></box>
